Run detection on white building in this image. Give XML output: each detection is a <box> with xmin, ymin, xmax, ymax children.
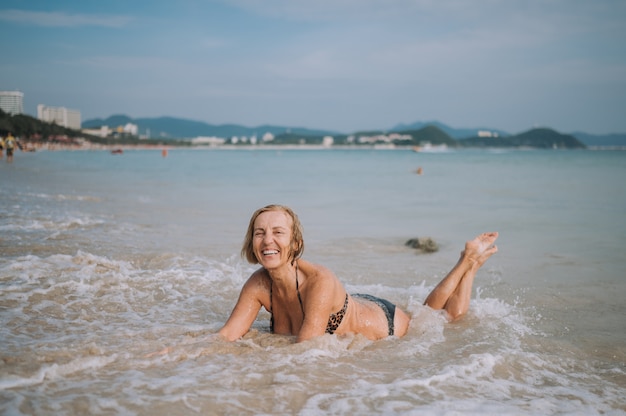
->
<box><xmin>0</xmin><ymin>91</ymin><xmax>24</xmax><ymax>115</ymax></box>
<box><xmin>121</xmin><ymin>123</ymin><xmax>138</xmax><ymax>136</ymax></box>
<box><xmin>82</xmin><ymin>125</ymin><xmax>112</xmax><ymax>138</ymax></box>
<box><xmin>37</xmin><ymin>104</ymin><xmax>81</xmax><ymax>129</ymax></box>
<box><xmin>357</xmin><ymin>133</ymin><xmax>411</xmax><ymax>144</ymax></box>
<box><xmin>477</xmin><ymin>130</ymin><xmax>499</xmax><ymax>138</ymax></box>
<box><xmin>191</xmin><ymin>136</ymin><xmax>226</xmax><ymax>146</ymax></box>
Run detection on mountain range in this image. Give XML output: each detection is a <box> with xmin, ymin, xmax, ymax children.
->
<box><xmin>82</xmin><ymin>115</ymin><xmax>338</xmax><ymax>139</ymax></box>
<box><xmin>82</xmin><ymin>114</ymin><xmax>626</xmax><ymax>147</ymax></box>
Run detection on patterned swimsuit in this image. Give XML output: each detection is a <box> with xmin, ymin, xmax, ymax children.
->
<box><xmin>269</xmin><ymin>273</ymin><xmax>349</xmax><ymax>335</ymax></box>
<box><xmin>268</xmin><ymin>269</ymin><xmax>395</xmax><ymax>336</ymax></box>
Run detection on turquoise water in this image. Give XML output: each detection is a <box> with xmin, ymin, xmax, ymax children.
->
<box><xmin>1</xmin><ymin>148</ymin><xmax>625</xmax><ymax>415</ymax></box>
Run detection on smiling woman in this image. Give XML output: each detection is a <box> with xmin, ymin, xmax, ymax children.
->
<box><xmin>215</xmin><ymin>204</ymin><xmax>499</xmax><ymax>344</ymax></box>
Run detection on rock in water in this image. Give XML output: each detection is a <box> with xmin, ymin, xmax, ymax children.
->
<box><xmin>405</xmin><ymin>237</ymin><xmax>439</xmax><ymax>253</ymax></box>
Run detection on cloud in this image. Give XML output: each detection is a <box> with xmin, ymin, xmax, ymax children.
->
<box><xmin>0</xmin><ymin>9</ymin><xmax>132</xmax><ymax>28</ymax></box>
<box><xmin>250</xmin><ymin>0</ymin><xmax>625</xmax><ymax>88</ymax></box>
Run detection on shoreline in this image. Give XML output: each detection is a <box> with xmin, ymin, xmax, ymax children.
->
<box><xmin>13</xmin><ymin>142</ymin><xmax>623</xmax><ymax>152</ymax></box>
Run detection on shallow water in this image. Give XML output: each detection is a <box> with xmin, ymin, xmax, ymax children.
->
<box><xmin>1</xmin><ymin>148</ymin><xmax>625</xmax><ymax>415</ymax></box>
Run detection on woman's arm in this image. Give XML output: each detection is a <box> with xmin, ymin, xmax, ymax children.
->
<box><xmin>218</xmin><ymin>272</ymin><xmax>267</xmax><ymax>341</ymax></box>
<box><xmin>145</xmin><ymin>273</ymin><xmax>267</xmax><ymax>356</ymax></box>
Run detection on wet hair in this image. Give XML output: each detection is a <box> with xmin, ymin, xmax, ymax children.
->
<box><xmin>241</xmin><ymin>204</ymin><xmax>304</xmax><ymax>264</ymax></box>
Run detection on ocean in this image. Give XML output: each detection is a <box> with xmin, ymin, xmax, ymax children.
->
<box><xmin>1</xmin><ymin>147</ymin><xmax>625</xmax><ymax>415</ymax></box>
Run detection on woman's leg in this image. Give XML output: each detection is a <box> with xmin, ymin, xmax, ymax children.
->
<box><xmin>424</xmin><ymin>232</ymin><xmax>498</xmax><ymax>320</ymax></box>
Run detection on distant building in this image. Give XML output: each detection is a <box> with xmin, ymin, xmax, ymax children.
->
<box><xmin>0</xmin><ymin>90</ymin><xmax>24</xmax><ymax>115</ymax></box>
<box><xmin>357</xmin><ymin>133</ymin><xmax>411</xmax><ymax>144</ymax></box>
<box><xmin>191</xmin><ymin>136</ymin><xmax>226</xmax><ymax>145</ymax></box>
<box><xmin>117</xmin><ymin>123</ymin><xmax>138</xmax><ymax>136</ymax></box>
<box><xmin>478</xmin><ymin>130</ymin><xmax>499</xmax><ymax>138</ymax></box>
<box><xmin>37</xmin><ymin>104</ymin><xmax>81</xmax><ymax>129</ymax></box>
<box><xmin>82</xmin><ymin>125</ymin><xmax>112</xmax><ymax>138</ymax></box>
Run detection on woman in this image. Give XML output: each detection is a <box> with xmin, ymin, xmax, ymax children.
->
<box><xmin>217</xmin><ymin>204</ymin><xmax>498</xmax><ymax>343</ymax></box>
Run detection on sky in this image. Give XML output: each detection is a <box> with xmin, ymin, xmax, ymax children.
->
<box><xmin>1</xmin><ymin>0</ymin><xmax>625</xmax><ymax>135</ymax></box>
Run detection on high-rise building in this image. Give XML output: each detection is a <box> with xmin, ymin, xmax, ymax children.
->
<box><xmin>37</xmin><ymin>104</ymin><xmax>81</xmax><ymax>130</ymax></box>
<box><xmin>0</xmin><ymin>91</ymin><xmax>24</xmax><ymax>115</ymax></box>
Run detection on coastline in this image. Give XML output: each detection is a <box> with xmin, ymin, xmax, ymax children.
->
<box><xmin>14</xmin><ymin>142</ymin><xmax>623</xmax><ymax>153</ymax></box>
<box><xmin>16</xmin><ymin>142</ymin><xmax>419</xmax><ymax>152</ymax></box>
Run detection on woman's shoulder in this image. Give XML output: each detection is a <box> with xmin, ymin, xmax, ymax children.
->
<box><xmin>243</xmin><ymin>268</ymin><xmax>272</xmax><ymax>291</ymax></box>
<box><xmin>298</xmin><ymin>260</ymin><xmax>341</xmax><ymax>290</ymax></box>
<box><xmin>298</xmin><ymin>259</ymin><xmax>334</xmax><ymax>277</ymax></box>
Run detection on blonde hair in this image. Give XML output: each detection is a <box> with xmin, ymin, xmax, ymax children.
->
<box><xmin>241</xmin><ymin>205</ymin><xmax>304</xmax><ymax>264</ymax></box>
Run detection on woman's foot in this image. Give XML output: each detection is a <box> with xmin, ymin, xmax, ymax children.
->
<box><xmin>464</xmin><ymin>232</ymin><xmax>498</xmax><ymax>266</ymax></box>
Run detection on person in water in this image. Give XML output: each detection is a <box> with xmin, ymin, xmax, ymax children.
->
<box><xmin>217</xmin><ymin>204</ymin><xmax>498</xmax><ymax>343</ymax></box>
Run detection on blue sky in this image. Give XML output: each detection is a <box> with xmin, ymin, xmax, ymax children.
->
<box><xmin>1</xmin><ymin>0</ymin><xmax>625</xmax><ymax>134</ymax></box>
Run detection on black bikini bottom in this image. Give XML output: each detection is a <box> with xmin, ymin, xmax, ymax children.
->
<box><xmin>352</xmin><ymin>293</ymin><xmax>396</xmax><ymax>336</ymax></box>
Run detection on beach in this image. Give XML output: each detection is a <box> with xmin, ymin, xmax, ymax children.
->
<box><xmin>1</xmin><ymin>147</ymin><xmax>625</xmax><ymax>415</ymax></box>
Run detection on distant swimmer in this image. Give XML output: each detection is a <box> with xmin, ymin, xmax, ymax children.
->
<box><xmin>416</xmin><ymin>167</ymin><xmax>423</xmax><ymax>175</ymax></box>
<box><xmin>150</xmin><ymin>205</ymin><xmax>498</xmax><ymax>354</ymax></box>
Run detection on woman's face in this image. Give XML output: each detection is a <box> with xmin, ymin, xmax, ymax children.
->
<box><xmin>252</xmin><ymin>210</ymin><xmax>294</xmax><ymax>270</ymax></box>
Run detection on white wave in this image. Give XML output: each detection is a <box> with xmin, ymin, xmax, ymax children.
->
<box><xmin>0</xmin><ymin>216</ymin><xmax>105</xmax><ymax>233</ymax></box>
<box><xmin>26</xmin><ymin>192</ymin><xmax>102</xmax><ymax>202</ymax></box>
<box><xmin>0</xmin><ymin>355</ymin><xmax>117</xmax><ymax>390</ymax></box>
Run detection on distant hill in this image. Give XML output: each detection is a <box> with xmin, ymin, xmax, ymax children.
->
<box><xmin>461</xmin><ymin>128</ymin><xmax>585</xmax><ymax>149</ymax></box>
<box><xmin>570</xmin><ymin>132</ymin><xmax>626</xmax><ymax>148</ymax></box>
<box><xmin>394</xmin><ymin>125</ymin><xmax>457</xmax><ymax>146</ymax></box>
<box><xmin>0</xmin><ymin>109</ymin><xmax>90</xmax><ymax>141</ymax></box>
<box><xmin>82</xmin><ymin>114</ymin><xmax>622</xmax><ymax>148</ymax></box>
<box><xmin>82</xmin><ymin>115</ymin><xmax>339</xmax><ymax>139</ymax></box>
<box><xmin>394</xmin><ymin>120</ymin><xmax>625</xmax><ymax>147</ymax></box>
<box><xmin>343</xmin><ymin>126</ymin><xmax>583</xmax><ymax>148</ymax></box>
<box><xmin>226</xmin><ymin>125</ymin><xmax>585</xmax><ymax>149</ymax></box>
<box><xmin>269</xmin><ymin>125</ymin><xmax>457</xmax><ymax>146</ymax></box>
<box><xmin>0</xmin><ymin>110</ymin><xmax>173</xmax><ymax>146</ymax></box>
<box><xmin>391</xmin><ymin>120</ymin><xmax>510</xmax><ymax>140</ymax></box>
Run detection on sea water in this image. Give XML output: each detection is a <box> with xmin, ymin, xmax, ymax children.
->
<box><xmin>1</xmin><ymin>148</ymin><xmax>625</xmax><ymax>415</ymax></box>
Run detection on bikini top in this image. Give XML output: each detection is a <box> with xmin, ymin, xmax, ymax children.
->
<box><xmin>269</xmin><ymin>269</ymin><xmax>349</xmax><ymax>335</ymax></box>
